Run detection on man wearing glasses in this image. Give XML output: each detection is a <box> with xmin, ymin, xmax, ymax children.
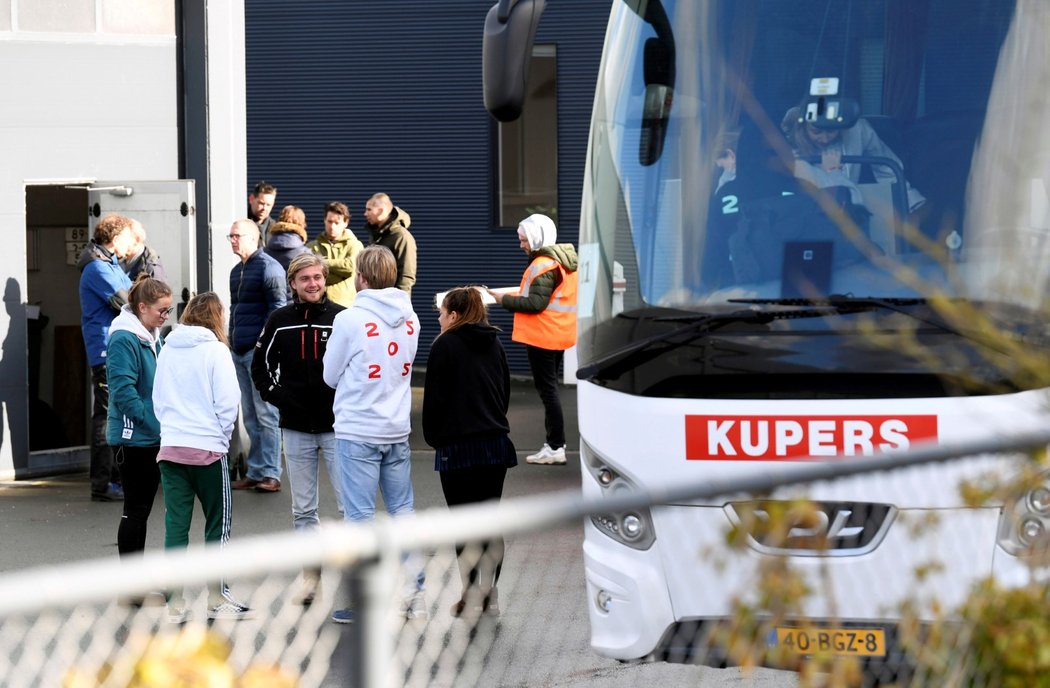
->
<box><xmin>226</xmin><ymin>219</ymin><xmax>287</xmax><ymax>492</ymax></box>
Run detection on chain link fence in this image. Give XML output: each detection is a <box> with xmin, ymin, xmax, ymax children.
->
<box><xmin>2</xmin><ymin>430</ymin><xmax>1050</xmax><ymax>687</ymax></box>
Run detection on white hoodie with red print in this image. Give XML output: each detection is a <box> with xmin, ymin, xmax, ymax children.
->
<box><xmin>323</xmin><ymin>287</ymin><xmax>420</xmax><ymax>443</ymax></box>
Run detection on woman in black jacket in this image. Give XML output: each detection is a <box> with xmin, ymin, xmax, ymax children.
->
<box><xmin>423</xmin><ymin>287</ymin><xmax>517</xmax><ymax>618</ymax></box>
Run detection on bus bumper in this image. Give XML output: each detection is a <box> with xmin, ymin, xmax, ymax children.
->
<box><xmin>583</xmin><ymin>520</ymin><xmax>674</xmax><ymax>660</ymax></box>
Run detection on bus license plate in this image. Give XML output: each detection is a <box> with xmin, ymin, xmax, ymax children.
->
<box><xmin>773</xmin><ymin>627</ymin><xmax>886</xmax><ymax>657</ymax></box>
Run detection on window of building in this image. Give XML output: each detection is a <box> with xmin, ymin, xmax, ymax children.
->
<box><xmin>497</xmin><ymin>44</ymin><xmax>558</xmax><ymax>227</ymax></box>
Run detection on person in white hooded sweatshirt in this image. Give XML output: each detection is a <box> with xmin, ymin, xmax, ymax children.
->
<box><xmin>152</xmin><ymin>292</ymin><xmax>251</xmax><ymax>623</ymax></box>
<box><xmin>323</xmin><ymin>245</ymin><xmax>425</xmax><ymax>623</ymax></box>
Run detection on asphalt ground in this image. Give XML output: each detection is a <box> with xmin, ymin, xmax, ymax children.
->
<box><xmin>0</xmin><ymin>376</ymin><xmax>796</xmax><ymax>687</ymax></box>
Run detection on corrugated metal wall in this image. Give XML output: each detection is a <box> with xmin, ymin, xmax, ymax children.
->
<box><xmin>245</xmin><ymin>0</ymin><xmax>609</xmax><ymax>373</ymax></box>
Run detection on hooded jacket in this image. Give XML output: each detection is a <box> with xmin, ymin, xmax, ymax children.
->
<box><xmin>78</xmin><ymin>241</ymin><xmax>132</xmax><ymax>367</ymax></box>
<box><xmin>307</xmin><ymin>231</ymin><xmax>365</xmax><ymax>308</ymax></box>
<box><xmin>323</xmin><ymin>287</ymin><xmax>420</xmax><ymax>443</ymax></box>
<box><xmin>365</xmin><ymin>207</ymin><xmax>417</xmax><ymax>294</ymax></box>
<box><xmin>251</xmin><ymin>296</ymin><xmax>345</xmax><ymax>433</ymax></box>
<box><xmin>422</xmin><ymin>323</ymin><xmax>511</xmax><ymax>449</ymax></box>
<box><xmin>501</xmin><ymin>243</ymin><xmax>579</xmax><ymax>350</ymax></box>
<box><xmin>152</xmin><ymin>325</ymin><xmax>240</xmax><ymax>454</ymax></box>
<box><xmin>516</xmin><ymin>213</ymin><xmax>558</xmax><ymax>252</ymax></box>
<box><xmin>106</xmin><ymin>305</ymin><xmax>164</xmax><ymax>447</ymax></box>
<box><xmin>264</xmin><ymin>220</ymin><xmax>311</xmax><ymax>275</ymax></box>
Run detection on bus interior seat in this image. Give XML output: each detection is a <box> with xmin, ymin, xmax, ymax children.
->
<box><xmin>900</xmin><ymin>110</ymin><xmax>985</xmax><ymax>248</ymax></box>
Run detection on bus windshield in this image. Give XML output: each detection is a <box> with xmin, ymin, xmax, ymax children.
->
<box><xmin>579</xmin><ymin>0</ymin><xmax>1050</xmax><ymax>363</ymax></box>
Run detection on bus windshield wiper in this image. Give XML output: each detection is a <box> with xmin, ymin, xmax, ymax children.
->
<box><xmin>577</xmin><ymin>302</ymin><xmax>888</xmax><ymax>381</ymax></box>
<box><xmin>730</xmin><ymin>295</ymin><xmax>929</xmax><ymax>319</ymax></box>
<box><xmin>576</xmin><ymin>310</ymin><xmax>773</xmax><ymax>381</ymax></box>
<box><xmin>729</xmin><ymin>295</ymin><xmax>1014</xmax><ymax>355</ymax></box>
<box><xmin>577</xmin><ymin>306</ymin><xmax>857</xmax><ymax>381</ymax></box>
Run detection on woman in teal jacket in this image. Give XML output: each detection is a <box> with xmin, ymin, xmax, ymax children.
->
<box><xmin>106</xmin><ymin>275</ymin><xmax>173</xmax><ymax>556</ymax></box>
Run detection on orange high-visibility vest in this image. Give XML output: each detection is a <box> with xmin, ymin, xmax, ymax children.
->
<box><xmin>512</xmin><ymin>256</ymin><xmax>578</xmax><ymax>350</ymax></box>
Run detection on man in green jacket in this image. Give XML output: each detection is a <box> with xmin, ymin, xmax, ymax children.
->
<box><xmin>308</xmin><ymin>202</ymin><xmax>364</xmax><ymax>308</ymax></box>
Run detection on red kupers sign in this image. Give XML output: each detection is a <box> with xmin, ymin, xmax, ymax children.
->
<box><xmin>685</xmin><ymin>415</ymin><xmax>938</xmax><ymax>461</ymax></box>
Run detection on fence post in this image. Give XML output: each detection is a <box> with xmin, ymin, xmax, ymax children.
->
<box><xmin>344</xmin><ymin>519</ymin><xmax>400</xmax><ymax>688</ymax></box>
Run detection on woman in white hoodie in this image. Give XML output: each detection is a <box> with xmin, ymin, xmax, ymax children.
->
<box><xmin>152</xmin><ymin>292</ymin><xmax>250</xmax><ymax>622</ymax></box>
<box><xmin>106</xmin><ymin>275</ymin><xmax>172</xmax><ymax>557</ymax></box>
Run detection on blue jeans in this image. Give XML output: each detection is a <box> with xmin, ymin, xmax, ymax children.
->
<box><xmin>232</xmin><ymin>349</ymin><xmax>282</xmax><ymax>482</ymax></box>
<box><xmin>337</xmin><ymin>439</ymin><xmax>424</xmax><ymax>594</ymax></box>
<box><xmin>283</xmin><ymin>429</ymin><xmax>343</xmax><ymax>530</ymax></box>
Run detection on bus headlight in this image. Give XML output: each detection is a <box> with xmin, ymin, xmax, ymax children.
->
<box><xmin>582</xmin><ymin>440</ymin><xmax>656</xmax><ymax>550</ymax></box>
<box><xmin>1020</xmin><ymin>518</ymin><xmax>1045</xmax><ymax>547</ymax></box>
<box><xmin>997</xmin><ymin>477</ymin><xmax>1050</xmax><ymax>557</ymax></box>
<box><xmin>1028</xmin><ymin>487</ymin><xmax>1050</xmax><ymax>514</ymax></box>
<box><xmin>622</xmin><ymin>514</ymin><xmax>643</xmax><ymax>540</ymax></box>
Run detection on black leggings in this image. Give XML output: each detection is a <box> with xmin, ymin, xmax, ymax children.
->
<box><xmin>115</xmin><ymin>445</ymin><xmax>161</xmax><ymax>556</ymax></box>
<box><xmin>440</xmin><ymin>465</ymin><xmax>508</xmax><ymax>590</ymax></box>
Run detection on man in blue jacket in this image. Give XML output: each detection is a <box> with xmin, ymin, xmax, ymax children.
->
<box><xmin>78</xmin><ymin>214</ymin><xmax>137</xmax><ymax>501</ymax></box>
<box><xmin>227</xmin><ymin>219</ymin><xmax>287</xmax><ymax>492</ymax></box>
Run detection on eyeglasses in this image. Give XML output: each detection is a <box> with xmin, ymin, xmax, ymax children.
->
<box><xmin>227</xmin><ymin>233</ymin><xmax>249</xmax><ymax>241</ymax></box>
<box><xmin>155</xmin><ymin>306</ymin><xmax>175</xmax><ymax>316</ymax></box>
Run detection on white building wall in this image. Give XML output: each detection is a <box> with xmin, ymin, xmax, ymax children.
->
<box><xmin>0</xmin><ymin>0</ymin><xmax>247</xmax><ymax>479</ymax></box>
<box><xmin>0</xmin><ymin>1</ymin><xmax>178</xmax><ymax>479</ymax></box>
<box><xmin>206</xmin><ymin>0</ymin><xmax>249</xmax><ymax>309</ymax></box>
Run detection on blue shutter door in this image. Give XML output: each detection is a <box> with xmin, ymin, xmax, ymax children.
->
<box><xmin>245</xmin><ymin>0</ymin><xmax>608</xmax><ymax>373</ymax></box>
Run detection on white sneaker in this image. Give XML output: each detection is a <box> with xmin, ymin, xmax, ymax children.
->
<box><xmin>167</xmin><ymin>606</ymin><xmax>191</xmax><ymax>624</ymax></box>
<box><xmin>207</xmin><ymin>599</ymin><xmax>254</xmax><ymax>621</ymax></box>
<box><xmin>526</xmin><ymin>444</ymin><xmax>567</xmax><ymax>465</ymax></box>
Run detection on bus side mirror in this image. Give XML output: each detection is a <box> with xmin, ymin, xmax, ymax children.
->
<box><xmin>483</xmin><ymin>0</ymin><xmax>547</xmax><ymax>122</ymax></box>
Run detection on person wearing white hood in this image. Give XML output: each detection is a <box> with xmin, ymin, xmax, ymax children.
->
<box><xmin>106</xmin><ymin>275</ymin><xmax>172</xmax><ymax>559</ymax></box>
<box><xmin>323</xmin><ymin>244</ymin><xmax>425</xmax><ymax>623</ymax></box>
<box><xmin>152</xmin><ymin>292</ymin><xmax>251</xmax><ymax>622</ymax></box>
<box><xmin>487</xmin><ymin>214</ymin><xmax>579</xmax><ymax>466</ymax></box>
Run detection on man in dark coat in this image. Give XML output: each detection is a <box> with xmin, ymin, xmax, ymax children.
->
<box><xmin>363</xmin><ymin>192</ymin><xmax>416</xmax><ymax>295</ymax></box>
<box><xmin>248</xmin><ymin>181</ymin><xmax>278</xmax><ymax>238</ymax></box>
<box><xmin>122</xmin><ymin>219</ymin><xmax>168</xmax><ymax>282</ymax></box>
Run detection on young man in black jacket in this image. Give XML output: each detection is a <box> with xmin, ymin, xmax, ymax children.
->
<box><xmin>251</xmin><ymin>252</ymin><xmax>345</xmax><ymax>603</ymax></box>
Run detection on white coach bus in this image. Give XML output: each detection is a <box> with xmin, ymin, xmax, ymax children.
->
<box><xmin>485</xmin><ymin>0</ymin><xmax>1050</xmax><ymax>671</ymax></box>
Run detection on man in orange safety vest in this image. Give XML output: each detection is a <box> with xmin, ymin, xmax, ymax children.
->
<box><xmin>488</xmin><ymin>214</ymin><xmax>578</xmax><ymax>465</ymax></box>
